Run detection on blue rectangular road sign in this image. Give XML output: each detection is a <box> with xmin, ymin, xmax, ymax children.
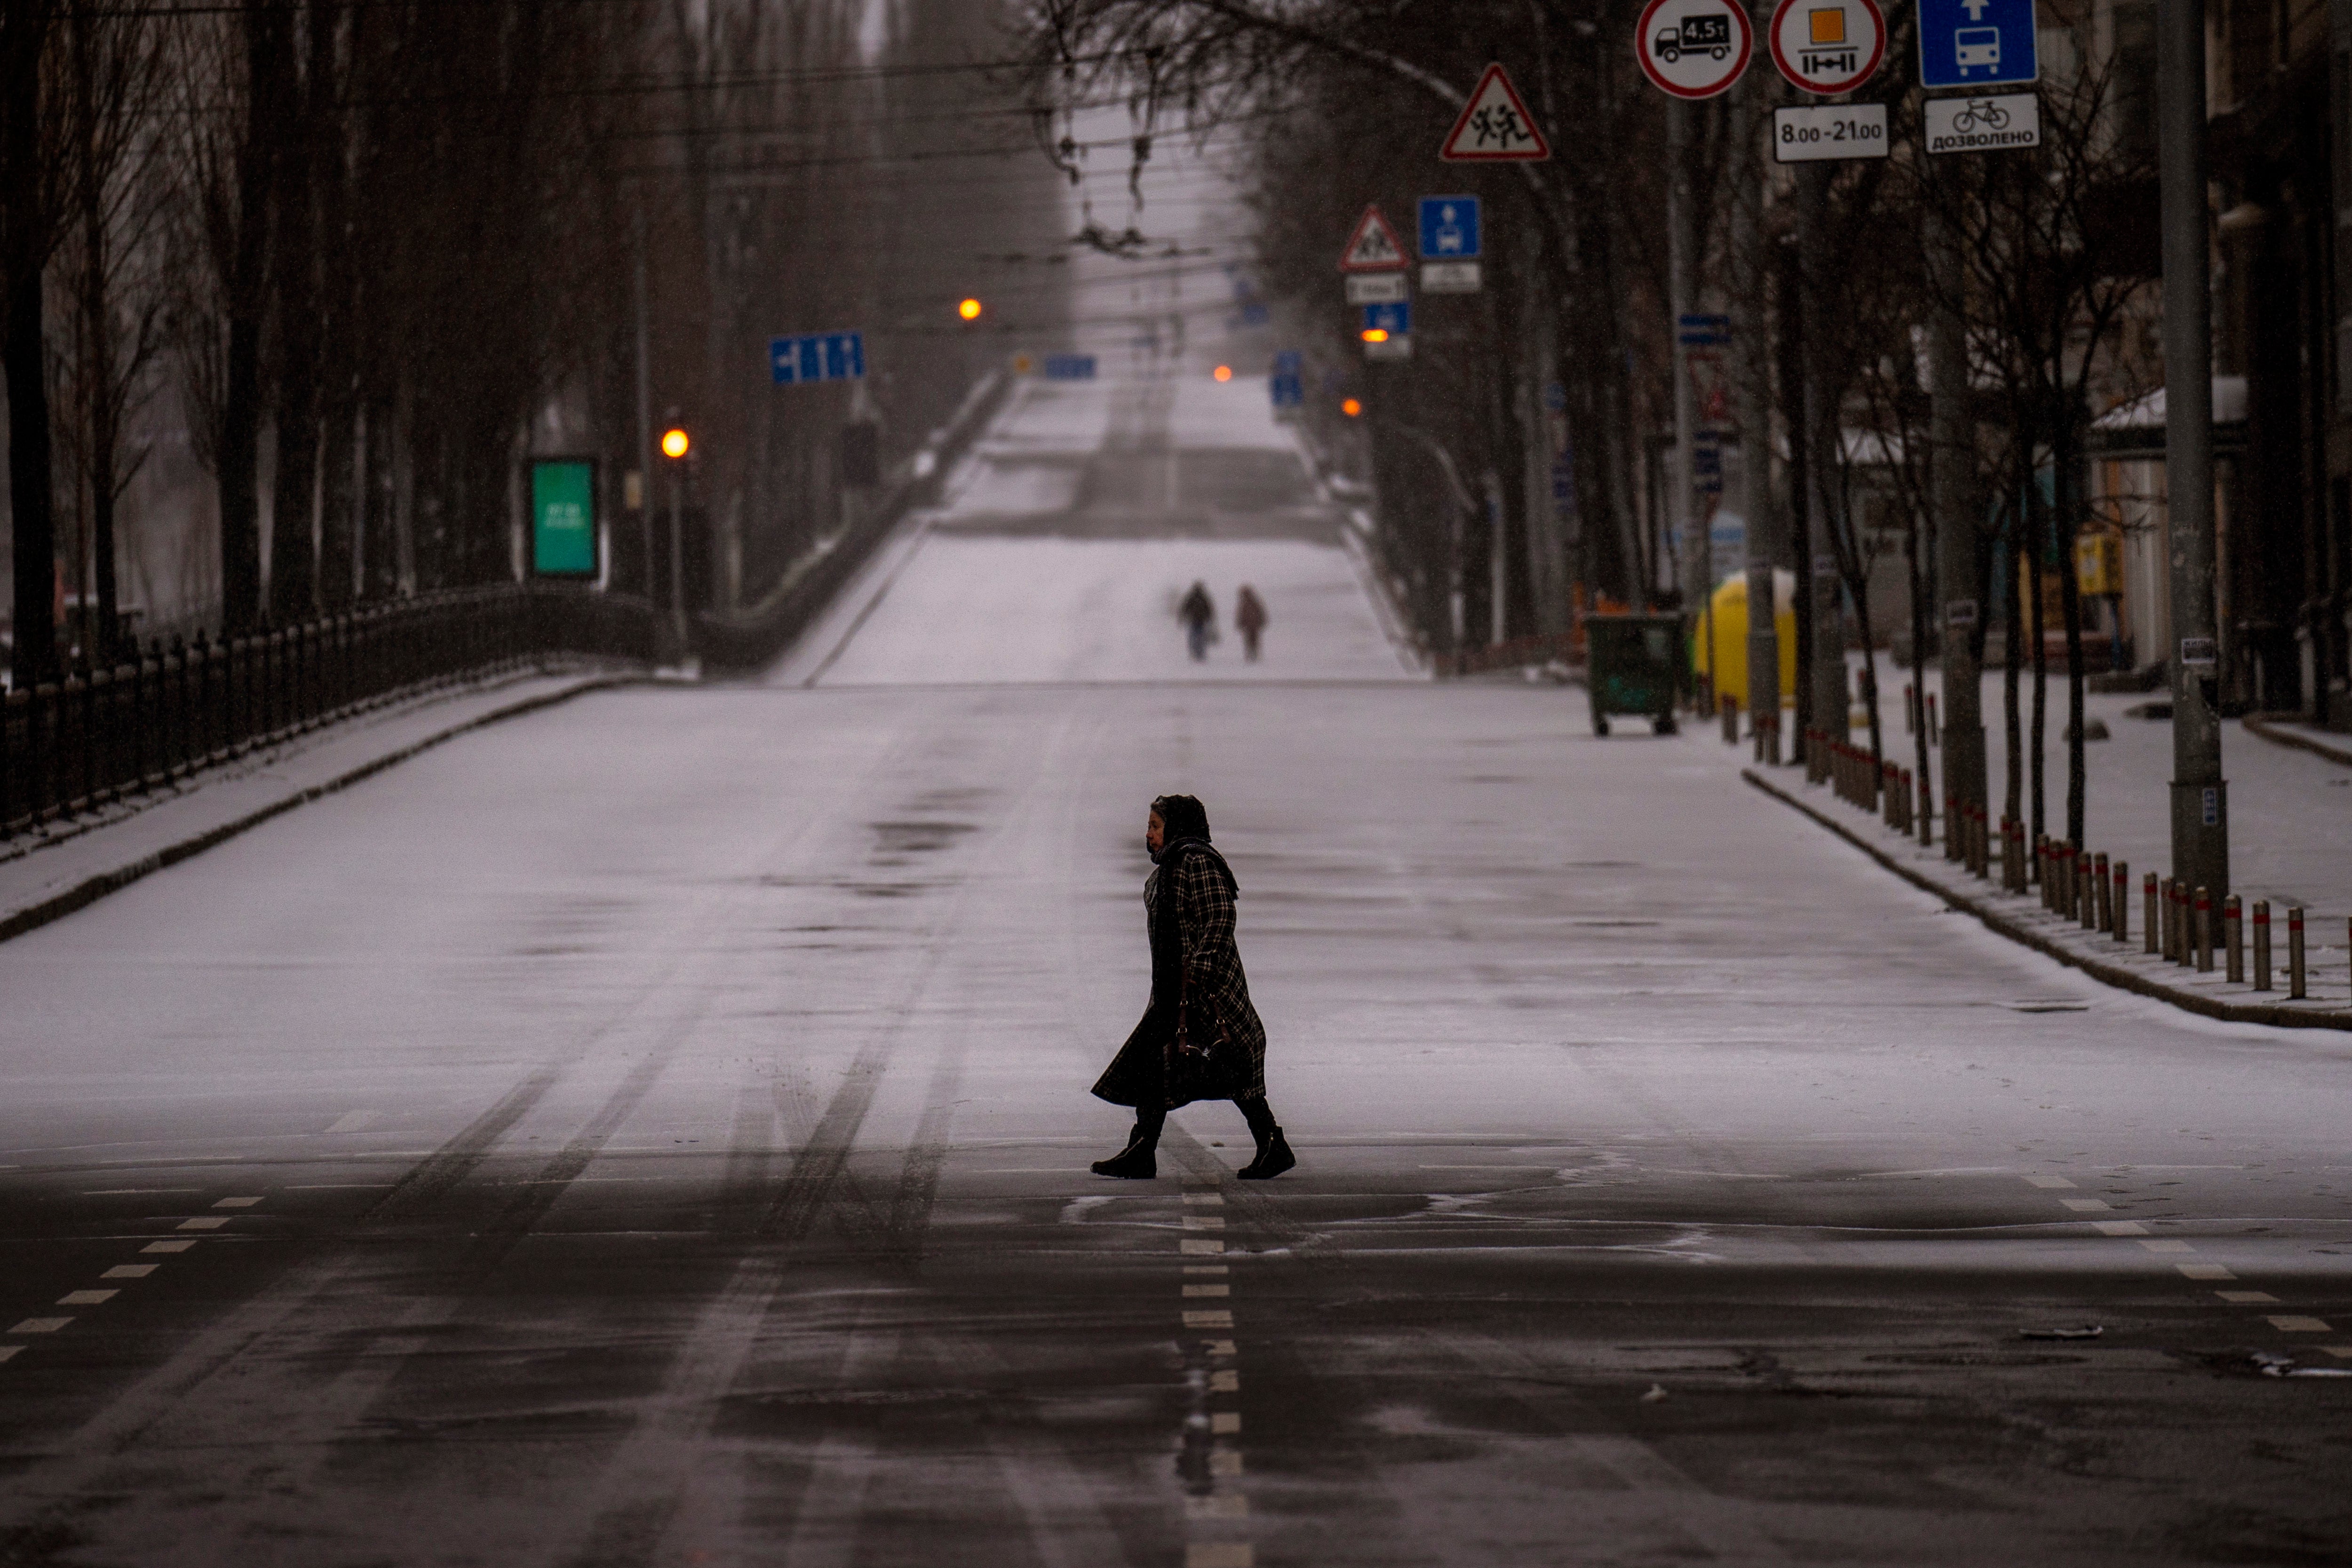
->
<box><xmin>1418</xmin><ymin>196</ymin><xmax>1481</xmax><ymax>260</ymax></box>
<box><xmin>1918</xmin><ymin>0</ymin><xmax>2038</xmax><ymax>88</ymax></box>
<box><xmin>771</xmin><ymin>330</ymin><xmax>865</xmax><ymax>386</ymax></box>
<box><xmin>1362</xmin><ymin>301</ymin><xmax>1411</xmax><ymax>337</ymax></box>
<box><xmin>1274</xmin><ymin>349</ymin><xmax>1303</xmax><ymax>374</ymax></box>
<box><xmin>1043</xmin><ymin>354</ymin><xmax>1096</xmax><ymax>380</ymax></box>
<box><xmin>1677</xmin><ymin>313</ymin><xmax>1731</xmax><ymax>348</ymax></box>
<box><xmin>1269</xmin><ymin>372</ymin><xmax>1304</xmax><ymax>408</ymax></box>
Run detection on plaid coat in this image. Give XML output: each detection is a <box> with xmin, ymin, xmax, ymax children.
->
<box><xmin>1091</xmin><ymin>839</ymin><xmax>1268</xmax><ymax>1109</ymax></box>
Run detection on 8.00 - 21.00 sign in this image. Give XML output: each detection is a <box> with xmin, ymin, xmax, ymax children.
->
<box><xmin>1771</xmin><ymin>101</ymin><xmax>1889</xmax><ymax>163</ymax></box>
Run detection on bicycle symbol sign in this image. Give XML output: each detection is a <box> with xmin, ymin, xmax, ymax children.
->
<box><xmin>1922</xmin><ymin>90</ymin><xmax>2041</xmax><ymax>154</ymax></box>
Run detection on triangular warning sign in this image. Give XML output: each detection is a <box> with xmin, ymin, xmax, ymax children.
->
<box><xmin>1339</xmin><ymin>205</ymin><xmax>1408</xmax><ymax>272</ymax></box>
<box><xmin>1440</xmin><ymin>63</ymin><xmax>1551</xmax><ymax>162</ymax></box>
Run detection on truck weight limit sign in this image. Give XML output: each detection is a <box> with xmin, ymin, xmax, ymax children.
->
<box><xmin>1635</xmin><ymin>0</ymin><xmax>1753</xmax><ymax>99</ymax></box>
<box><xmin>1768</xmin><ymin>0</ymin><xmax>1885</xmax><ymax>95</ymax></box>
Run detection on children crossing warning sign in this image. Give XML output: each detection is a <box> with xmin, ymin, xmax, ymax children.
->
<box><xmin>1339</xmin><ymin>205</ymin><xmax>1408</xmax><ymax>271</ymax></box>
<box><xmin>1439</xmin><ymin>64</ymin><xmax>1551</xmax><ymax>161</ymax></box>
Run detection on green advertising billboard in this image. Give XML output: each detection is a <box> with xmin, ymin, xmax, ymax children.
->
<box><xmin>531</xmin><ymin>459</ymin><xmax>598</xmax><ymax>577</ymax></box>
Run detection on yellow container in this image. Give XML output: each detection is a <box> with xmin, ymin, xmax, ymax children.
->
<box><xmin>1690</xmin><ymin>569</ymin><xmax>1798</xmax><ymax>708</ymax></box>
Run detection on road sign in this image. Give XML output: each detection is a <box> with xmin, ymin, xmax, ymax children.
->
<box><xmin>1339</xmin><ymin>205</ymin><xmax>1408</xmax><ymax>272</ymax></box>
<box><xmin>1418</xmin><ymin>196</ymin><xmax>1482</xmax><ymax>259</ymax></box>
<box><xmin>1274</xmin><ymin>350</ymin><xmax>1303</xmax><ymax>374</ymax></box>
<box><xmin>1636</xmin><ymin>0</ymin><xmax>1753</xmax><ymax>99</ymax></box>
<box><xmin>1922</xmin><ymin>91</ymin><xmax>2041</xmax><ymax>153</ymax></box>
<box><xmin>1043</xmin><ymin>354</ymin><xmax>1097</xmax><ymax>380</ymax></box>
<box><xmin>1346</xmin><ymin>273</ymin><xmax>1408</xmax><ymax>304</ymax></box>
<box><xmin>1772</xmin><ymin>101</ymin><xmax>1891</xmax><ymax>160</ymax></box>
<box><xmin>1269</xmin><ymin>372</ymin><xmax>1304</xmax><ymax>408</ymax></box>
<box><xmin>1422</xmin><ymin>262</ymin><xmax>1481</xmax><ymax>293</ymax></box>
<box><xmin>1918</xmin><ymin>0</ymin><xmax>2037</xmax><ymax>88</ymax></box>
<box><xmin>1677</xmin><ymin>313</ymin><xmax>1731</xmax><ymax>347</ymax></box>
<box><xmin>1362</xmin><ymin>302</ymin><xmax>1411</xmax><ymax>338</ymax></box>
<box><xmin>771</xmin><ymin>330</ymin><xmax>865</xmax><ymax>385</ymax></box>
<box><xmin>528</xmin><ymin>459</ymin><xmax>596</xmax><ymax>578</ymax></box>
<box><xmin>1768</xmin><ymin>0</ymin><xmax>1885</xmax><ymax>95</ymax></box>
<box><xmin>1438</xmin><ymin>64</ymin><xmax>1551</xmax><ymax>161</ymax></box>
<box><xmin>1365</xmin><ymin>337</ymin><xmax>1414</xmax><ymax>362</ymax></box>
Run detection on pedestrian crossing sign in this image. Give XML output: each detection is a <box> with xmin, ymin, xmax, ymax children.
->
<box><xmin>1339</xmin><ymin>206</ymin><xmax>1408</xmax><ymax>272</ymax></box>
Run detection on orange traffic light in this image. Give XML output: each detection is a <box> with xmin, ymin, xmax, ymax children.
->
<box><xmin>958</xmin><ymin>297</ymin><xmax>984</xmax><ymax>321</ymax></box>
<box><xmin>1213</xmin><ymin>364</ymin><xmax>1232</xmax><ymax>382</ymax></box>
<box><xmin>660</xmin><ymin>428</ymin><xmax>690</xmax><ymax>460</ymax></box>
<box><xmin>1341</xmin><ymin>398</ymin><xmax>1363</xmax><ymax>418</ymax></box>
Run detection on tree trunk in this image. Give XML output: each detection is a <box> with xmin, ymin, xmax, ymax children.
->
<box><xmin>2057</xmin><ymin>418</ymin><xmax>2088</xmax><ymax>847</ymax></box>
<box><xmin>268</xmin><ymin>5</ymin><xmax>318</xmax><ymax>624</ymax></box>
<box><xmin>313</xmin><ymin>1</ymin><xmax>355</xmax><ymax>611</ymax></box>
<box><xmin>1778</xmin><ymin>235</ymin><xmax>1814</xmax><ymax>746</ymax></box>
<box><xmin>2026</xmin><ymin>477</ymin><xmax>2047</xmax><ymax>846</ymax></box>
<box><xmin>217</xmin><ymin>2</ymin><xmax>285</xmax><ymax>634</ymax></box>
<box><xmin>3</xmin><ymin>0</ymin><xmax>56</xmax><ymax>686</ymax></box>
<box><xmin>2002</xmin><ymin>502</ymin><xmax>2023</xmax><ymax>828</ymax></box>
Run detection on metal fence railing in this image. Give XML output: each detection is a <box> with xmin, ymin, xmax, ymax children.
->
<box><xmin>2</xmin><ymin>583</ymin><xmax>655</xmax><ymax>840</ymax></box>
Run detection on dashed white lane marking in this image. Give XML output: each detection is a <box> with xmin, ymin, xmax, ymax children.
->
<box><xmin>80</xmin><ymin>1188</ymin><xmax>199</xmax><ymax>1196</ymax></box>
<box><xmin>0</xmin><ymin>1346</ymin><xmax>19</xmax><ymax>1363</ymax></box>
<box><xmin>1181</xmin><ymin>1240</ymin><xmax>1225</xmax><ymax>1255</ymax></box>
<box><xmin>57</xmin><ymin>1290</ymin><xmax>116</xmax><ymax>1307</ymax></box>
<box><xmin>2090</xmin><ymin>1220</ymin><xmax>2147</xmax><ymax>1236</ymax></box>
<box><xmin>2267</xmin><ymin>1316</ymin><xmax>2333</xmax><ymax>1332</ymax></box>
<box><xmin>2059</xmin><ymin>1199</ymin><xmax>2111</xmax><ymax>1211</ymax></box>
<box><xmin>2177</xmin><ymin>1263</ymin><xmax>2234</xmax><ymax>1281</ymax></box>
<box><xmin>2216</xmin><ymin>1291</ymin><xmax>2279</xmax><ymax>1305</ymax></box>
<box><xmin>1182</xmin><ymin>1194</ymin><xmax>1224</xmax><ymax>1206</ymax></box>
<box><xmin>2138</xmin><ymin>1240</ymin><xmax>2196</xmax><ymax>1253</ymax></box>
<box><xmin>211</xmin><ymin>1196</ymin><xmax>264</xmax><ymax>1209</ymax></box>
<box><xmin>2024</xmin><ymin>1175</ymin><xmax>2077</xmax><ymax>1189</ymax></box>
<box><xmin>1183</xmin><ymin>1285</ymin><xmax>1231</xmax><ymax>1298</ymax></box>
<box><xmin>1186</xmin><ymin>1497</ymin><xmax>1248</xmax><ymax>1519</ymax></box>
<box><xmin>1210</xmin><ymin>1413</ymin><xmax>1242</xmax><ymax>1434</ymax></box>
<box><xmin>142</xmin><ymin>1239</ymin><xmax>195</xmax><ymax>1254</ymax></box>
<box><xmin>1183</xmin><ymin>1310</ymin><xmax>1234</xmax><ymax>1329</ymax></box>
<box><xmin>175</xmin><ymin>1217</ymin><xmax>230</xmax><ymax>1231</ymax></box>
<box><xmin>1209</xmin><ymin>1369</ymin><xmax>1239</xmax><ymax>1393</ymax></box>
<box><xmin>1182</xmin><ymin>1216</ymin><xmax>1225</xmax><ymax>1231</ymax></box>
<box><xmin>1185</xmin><ymin>1544</ymin><xmax>1252</xmax><ymax>1567</ymax></box>
<box><xmin>10</xmin><ymin>1319</ymin><xmax>70</xmax><ymax>1334</ymax></box>
<box><xmin>102</xmin><ymin>1265</ymin><xmax>156</xmax><ymax>1280</ymax></box>
<box><xmin>325</xmin><ymin>1110</ymin><xmax>378</xmax><ymax>1133</ymax></box>
<box><xmin>2325</xmin><ymin>1345</ymin><xmax>2352</xmax><ymax>1358</ymax></box>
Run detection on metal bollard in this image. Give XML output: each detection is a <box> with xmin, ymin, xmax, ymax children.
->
<box><xmin>1904</xmin><ymin>682</ymin><xmax>1915</xmax><ymax>735</ymax></box>
<box><xmin>2143</xmin><ymin>873</ymin><xmax>2159</xmax><ymax>955</ymax></box>
<box><xmin>2085</xmin><ymin>852</ymin><xmax>2103</xmax><ymax>931</ymax></box>
<box><xmin>2093</xmin><ymin>852</ymin><xmax>2111</xmax><ymax>932</ymax></box>
<box><xmin>2113</xmin><ymin>859</ymin><xmax>2128</xmax><ymax>943</ymax></box>
<box><xmin>2253</xmin><ymin>900</ymin><xmax>2271</xmax><ymax>990</ymax></box>
<box><xmin>1927</xmin><ymin>692</ymin><xmax>1939</xmax><ymax>747</ymax></box>
<box><xmin>1721</xmin><ymin>694</ymin><xmax>1739</xmax><ymax>744</ymax></box>
<box><xmin>1916</xmin><ymin>769</ymin><xmax>1931</xmax><ymax>847</ymax></box>
<box><xmin>2288</xmin><ymin>907</ymin><xmax>2307</xmax><ymax>999</ymax></box>
<box><xmin>2194</xmin><ymin>886</ymin><xmax>2212</xmax><ymax>973</ymax></box>
<box><xmin>2160</xmin><ymin>878</ymin><xmax>2176</xmax><ymax>961</ymax></box>
<box><xmin>2224</xmin><ymin>894</ymin><xmax>2243</xmax><ymax>984</ymax></box>
<box><xmin>2173</xmin><ymin>881</ymin><xmax>2192</xmax><ymax>966</ymax></box>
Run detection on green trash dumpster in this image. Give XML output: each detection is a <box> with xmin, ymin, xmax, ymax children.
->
<box><xmin>1585</xmin><ymin>613</ymin><xmax>1687</xmax><ymax>736</ymax></box>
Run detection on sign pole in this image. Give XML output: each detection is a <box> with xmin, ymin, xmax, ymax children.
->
<box><xmin>1668</xmin><ymin>96</ymin><xmax>1701</xmax><ymax>629</ymax></box>
<box><xmin>1928</xmin><ymin>199</ymin><xmax>1984</xmax><ymax>850</ymax></box>
<box><xmin>1735</xmin><ymin>53</ymin><xmax>1781</xmax><ymax>760</ymax></box>
<box><xmin>1798</xmin><ymin>159</ymin><xmax>1846</xmax><ymax>768</ymax></box>
<box><xmin>632</xmin><ymin>208</ymin><xmax>657</xmax><ymax>617</ymax></box>
<box><xmin>2158</xmin><ymin>0</ymin><xmax>2228</xmax><ymax>897</ymax></box>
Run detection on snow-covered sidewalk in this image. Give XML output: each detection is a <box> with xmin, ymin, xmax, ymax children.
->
<box><xmin>0</xmin><ymin>664</ymin><xmax>639</xmax><ymax>944</ymax></box>
<box><xmin>1737</xmin><ymin>715</ymin><xmax>2352</xmax><ymax>1030</ymax></box>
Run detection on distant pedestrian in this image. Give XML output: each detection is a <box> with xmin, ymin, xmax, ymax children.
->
<box><xmin>1091</xmin><ymin>794</ymin><xmax>1295</xmax><ymax>1181</ymax></box>
<box><xmin>1178</xmin><ymin>581</ymin><xmax>1216</xmax><ymax>661</ymax></box>
<box><xmin>1234</xmin><ymin>585</ymin><xmax>1267</xmax><ymax>661</ymax></box>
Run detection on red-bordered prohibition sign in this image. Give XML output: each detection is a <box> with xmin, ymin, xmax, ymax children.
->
<box><xmin>1635</xmin><ymin>0</ymin><xmax>1754</xmax><ymax>99</ymax></box>
<box><xmin>1768</xmin><ymin>0</ymin><xmax>1886</xmax><ymax>96</ymax></box>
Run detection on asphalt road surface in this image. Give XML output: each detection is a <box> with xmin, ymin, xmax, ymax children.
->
<box><xmin>1</xmin><ymin>372</ymin><xmax>2347</xmax><ymax>1567</ymax></box>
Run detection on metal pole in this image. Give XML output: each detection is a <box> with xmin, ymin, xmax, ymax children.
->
<box><xmin>2159</xmin><ymin>0</ymin><xmax>2229</xmax><ymax>899</ymax></box>
<box><xmin>1486</xmin><ymin>470</ymin><xmax>1508</xmax><ymax>647</ymax></box>
<box><xmin>668</xmin><ymin>466</ymin><xmax>686</xmax><ymax>654</ymax></box>
<box><xmin>1927</xmin><ymin>198</ymin><xmax>1984</xmax><ymax>860</ymax></box>
<box><xmin>1736</xmin><ymin>64</ymin><xmax>1781</xmax><ymax>762</ymax></box>
<box><xmin>1798</xmin><ymin>161</ymin><xmax>1845</xmax><ymax>764</ymax></box>
<box><xmin>1667</xmin><ymin>98</ymin><xmax>1702</xmax><ymax>640</ymax></box>
<box><xmin>632</xmin><ymin>207</ymin><xmax>655</xmax><ymax>608</ymax></box>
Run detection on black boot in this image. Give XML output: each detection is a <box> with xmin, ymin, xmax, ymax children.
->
<box><xmin>1235</xmin><ymin>1098</ymin><xmax>1295</xmax><ymax>1181</ymax></box>
<box><xmin>1092</xmin><ymin>1109</ymin><xmax>1164</xmax><ymax>1179</ymax></box>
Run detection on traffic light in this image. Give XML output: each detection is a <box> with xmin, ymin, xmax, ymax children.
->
<box><xmin>661</xmin><ymin>427</ymin><xmax>690</xmax><ymax>460</ymax></box>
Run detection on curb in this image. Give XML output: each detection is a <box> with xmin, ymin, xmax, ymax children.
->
<box><xmin>2242</xmin><ymin>714</ymin><xmax>2352</xmax><ymax>769</ymax></box>
<box><xmin>1740</xmin><ymin>765</ymin><xmax>2352</xmax><ymax>1035</ymax></box>
<box><xmin>0</xmin><ymin>672</ymin><xmax>639</xmax><ymax>948</ymax></box>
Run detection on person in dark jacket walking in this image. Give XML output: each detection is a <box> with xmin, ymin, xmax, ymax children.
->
<box><xmin>1091</xmin><ymin>794</ymin><xmax>1295</xmax><ymax>1180</ymax></box>
<box><xmin>1178</xmin><ymin>581</ymin><xmax>1216</xmax><ymax>661</ymax></box>
<box><xmin>1234</xmin><ymin>585</ymin><xmax>1267</xmax><ymax>661</ymax></box>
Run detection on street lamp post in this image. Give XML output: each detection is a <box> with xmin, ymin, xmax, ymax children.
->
<box><xmin>2159</xmin><ymin>0</ymin><xmax>2228</xmax><ymax>899</ymax></box>
<box><xmin>662</xmin><ymin>425</ymin><xmax>691</xmax><ymax>656</ymax></box>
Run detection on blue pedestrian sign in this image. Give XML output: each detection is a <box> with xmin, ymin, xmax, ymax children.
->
<box><xmin>1362</xmin><ymin>301</ymin><xmax>1411</xmax><ymax>338</ymax></box>
<box><xmin>771</xmin><ymin>330</ymin><xmax>866</xmax><ymax>386</ymax></box>
<box><xmin>1043</xmin><ymin>354</ymin><xmax>1097</xmax><ymax>381</ymax></box>
<box><xmin>1917</xmin><ymin>0</ymin><xmax>2036</xmax><ymax>88</ymax></box>
<box><xmin>1418</xmin><ymin>196</ymin><xmax>1481</xmax><ymax>261</ymax></box>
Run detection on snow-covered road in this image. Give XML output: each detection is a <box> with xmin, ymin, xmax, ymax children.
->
<box><xmin>1</xmin><ymin>372</ymin><xmax>2347</xmax><ymax>1564</ymax></box>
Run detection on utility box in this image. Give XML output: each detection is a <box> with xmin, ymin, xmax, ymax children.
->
<box><xmin>1586</xmin><ymin>613</ymin><xmax>1687</xmax><ymax>736</ymax></box>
